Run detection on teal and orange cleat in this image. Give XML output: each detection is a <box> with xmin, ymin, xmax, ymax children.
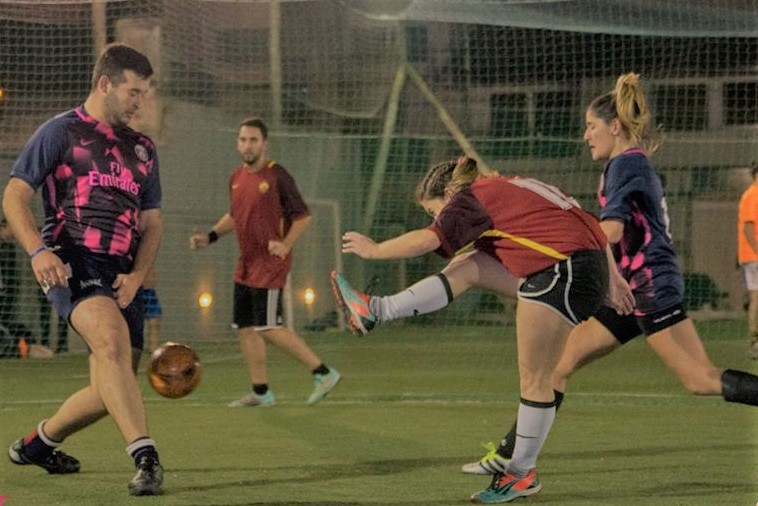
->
<box><xmin>470</xmin><ymin>469</ymin><xmax>542</xmax><ymax>504</ymax></box>
<box><xmin>329</xmin><ymin>271</ymin><xmax>377</xmax><ymax>336</ymax></box>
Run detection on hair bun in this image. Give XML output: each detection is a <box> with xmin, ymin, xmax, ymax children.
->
<box><xmin>617</xmin><ymin>72</ymin><xmax>640</xmax><ymax>88</ymax></box>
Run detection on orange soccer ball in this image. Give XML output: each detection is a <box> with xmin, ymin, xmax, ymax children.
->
<box><xmin>146</xmin><ymin>342</ymin><xmax>203</xmax><ymax>399</ymax></box>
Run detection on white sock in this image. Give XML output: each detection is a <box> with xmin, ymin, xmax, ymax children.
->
<box><xmin>507</xmin><ymin>400</ymin><xmax>556</xmax><ymax>477</ymax></box>
<box><xmin>369</xmin><ymin>274</ymin><xmax>453</xmax><ymax>323</ymax></box>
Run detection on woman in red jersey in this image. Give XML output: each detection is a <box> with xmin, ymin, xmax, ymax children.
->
<box><xmin>332</xmin><ymin>156</ymin><xmax>632</xmax><ymax>503</ymax></box>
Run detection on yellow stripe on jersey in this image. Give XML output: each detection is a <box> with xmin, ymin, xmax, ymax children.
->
<box><xmin>454</xmin><ymin>229</ymin><xmax>568</xmax><ymax>261</ymax></box>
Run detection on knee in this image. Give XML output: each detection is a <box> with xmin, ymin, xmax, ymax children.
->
<box><xmin>89</xmin><ymin>330</ymin><xmax>130</xmax><ymax>363</ymax></box>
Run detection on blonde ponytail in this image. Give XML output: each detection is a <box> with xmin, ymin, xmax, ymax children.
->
<box><xmin>614</xmin><ymin>73</ymin><xmax>660</xmax><ymax>153</ymax></box>
<box><xmin>446</xmin><ymin>156</ymin><xmax>499</xmax><ymax>196</ymax></box>
<box><xmin>589</xmin><ymin>72</ymin><xmax>662</xmax><ymax>154</ymax></box>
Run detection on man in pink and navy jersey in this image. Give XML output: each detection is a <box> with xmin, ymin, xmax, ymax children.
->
<box><xmin>4</xmin><ymin>43</ymin><xmax>164</xmax><ymax>496</ymax></box>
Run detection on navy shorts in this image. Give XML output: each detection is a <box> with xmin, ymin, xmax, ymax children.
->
<box><xmin>140</xmin><ymin>288</ymin><xmax>163</xmax><ymax>319</ymax></box>
<box><xmin>46</xmin><ymin>247</ymin><xmax>145</xmax><ymax>350</ymax></box>
<box><xmin>518</xmin><ymin>249</ymin><xmax>608</xmax><ymax>326</ymax></box>
<box><xmin>233</xmin><ymin>283</ymin><xmax>283</xmax><ymax>330</ymax></box>
<box><xmin>594</xmin><ymin>303</ymin><xmax>688</xmax><ymax>344</ymax></box>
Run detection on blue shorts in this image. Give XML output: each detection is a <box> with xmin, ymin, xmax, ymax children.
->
<box><xmin>594</xmin><ymin>303</ymin><xmax>688</xmax><ymax>344</ymax></box>
<box><xmin>46</xmin><ymin>247</ymin><xmax>145</xmax><ymax>350</ymax></box>
<box><xmin>594</xmin><ymin>267</ymin><xmax>687</xmax><ymax>344</ymax></box>
<box><xmin>140</xmin><ymin>288</ymin><xmax>163</xmax><ymax>319</ymax></box>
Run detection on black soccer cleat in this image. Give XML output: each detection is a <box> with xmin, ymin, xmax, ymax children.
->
<box><xmin>128</xmin><ymin>456</ymin><xmax>164</xmax><ymax>496</ymax></box>
<box><xmin>8</xmin><ymin>438</ymin><xmax>81</xmax><ymax>474</ymax></box>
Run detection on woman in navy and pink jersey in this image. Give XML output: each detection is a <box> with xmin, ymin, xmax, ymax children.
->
<box><xmin>333</xmin><ymin>156</ymin><xmax>633</xmax><ymax>503</ymax></box>
<box><xmin>557</xmin><ymin>73</ymin><xmax>758</xmax><ymax>406</ymax></box>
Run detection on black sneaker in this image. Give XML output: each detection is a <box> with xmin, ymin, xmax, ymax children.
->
<box><xmin>128</xmin><ymin>456</ymin><xmax>164</xmax><ymax>496</ymax></box>
<box><xmin>8</xmin><ymin>438</ymin><xmax>81</xmax><ymax>474</ymax></box>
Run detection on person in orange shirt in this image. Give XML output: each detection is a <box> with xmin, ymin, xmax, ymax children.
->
<box><xmin>738</xmin><ymin>165</ymin><xmax>758</xmax><ymax>359</ymax></box>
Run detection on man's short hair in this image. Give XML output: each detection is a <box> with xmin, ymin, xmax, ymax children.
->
<box><xmin>238</xmin><ymin>117</ymin><xmax>268</xmax><ymax>140</ymax></box>
<box><xmin>91</xmin><ymin>43</ymin><xmax>153</xmax><ymax>89</ymax></box>
<box><xmin>751</xmin><ymin>164</ymin><xmax>758</xmax><ymax>178</ymax></box>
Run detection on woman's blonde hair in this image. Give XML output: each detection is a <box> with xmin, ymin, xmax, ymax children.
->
<box><xmin>589</xmin><ymin>72</ymin><xmax>661</xmax><ymax>153</ymax></box>
<box><xmin>415</xmin><ymin>156</ymin><xmax>498</xmax><ymax>202</ymax></box>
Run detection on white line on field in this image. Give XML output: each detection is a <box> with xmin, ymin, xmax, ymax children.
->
<box><xmin>0</xmin><ymin>390</ymin><xmax>685</xmax><ymax>407</ymax></box>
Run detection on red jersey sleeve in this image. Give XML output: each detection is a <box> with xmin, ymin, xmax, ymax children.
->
<box><xmin>428</xmin><ymin>190</ymin><xmax>492</xmax><ymax>258</ymax></box>
<box><xmin>274</xmin><ymin>164</ymin><xmax>310</xmax><ymax>222</ymax></box>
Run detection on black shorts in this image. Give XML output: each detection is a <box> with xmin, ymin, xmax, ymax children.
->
<box><xmin>233</xmin><ymin>283</ymin><xmax>284</xmax><ymax>330</ymax></box>
<box><xmin>46</xmin><ymin>247</ymin><xmax>145</xmax><ymax>350</ymax></box>
<box><xmin>594</xmin><ymin>303</ymin><xmax>688</xmax><ymax>344</ymax></box>
<box><xmin>517</xmin><ymin>249</ymin><xmax>608</xmax><ymax>326</ymax></box>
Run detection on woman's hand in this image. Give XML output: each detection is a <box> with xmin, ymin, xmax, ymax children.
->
<box><xmin>341</xmin><ymin>232</ymin><xmax>379</xmax><ymax>259</ymax></box>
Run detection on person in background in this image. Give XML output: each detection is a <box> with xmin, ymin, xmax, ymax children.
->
<box><xmin>0</xmin><ymin>218</ymin><xmax>22</xmax><ymax>335</ymax></box>
<box><xmin>190</xmin><ymin>117</ymin><xmax>341</xmax><ymax>408</ymax></box>
<box><xmin>140</xmin><ymin>265</ymin><xmax>162</xmax><ymax>352</ymax></box>
<box><xmin>37</xmin><ymin>287</ymin><xmax>69</xmax><ymax>354</ymax></box>
<box><xmin>738</xmin><ymin>165</ymin><xmax>758</xmax><ymax>359</ymax></box>
<box><xmin>0</xmin><ymin>217</ymin><xmax>46</xmax><ymax>358</ymax></box>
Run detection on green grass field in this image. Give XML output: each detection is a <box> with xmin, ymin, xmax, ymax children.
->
<box><xmin>1</xmin><ymin>321</ymin><xmax>757</xmax><ymax>505</ymax></box>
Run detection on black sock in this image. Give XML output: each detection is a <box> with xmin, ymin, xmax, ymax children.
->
<box><xmin>252</xmin><ymin>383</ymin><xmax>269</xmax><ymax>395</ymax></box>
<box><xmin>722</xmin><ymin>369</ymin><xmax>758</xmax><ymax>405</ymax></box>
<box><xmin>127</xmin><ymin>437</ymin><xmax>159</xmax><ymax>466</ymax></box>
<box><xmin>312</xmin><ymin>364</ymin><xmax>329</xmax><ymax>375</ymax></box>
<box><xmin>554</xmin><ymin>390</ymin><xmax>565</xmax><ymax>409</ymax></box>
<box><xmin>498</xmin><ymin>390</ymin><xmax>565</xmax><ymax>459</ymax></box>
<box><xmin>22</xmin><ymin>421</ymin><xmax>60</xmax><ymax>462</ymax></box>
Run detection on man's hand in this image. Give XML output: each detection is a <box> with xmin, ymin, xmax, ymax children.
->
<box><xmin>268</xmin><ymin>240</ymin><xmax>291</xmax><ymax>259</ymax></box>
<box><xmin>189</xmin><ymin>233</ymin><xmax>210</xmax><ymax>250</ymax></box>
<box><xmin>31</xmin><ymin>250</ymin><xmax>69</xmax><ymax>289</ymax></box>
<box><xmin>112</xmin><ymin>272</ymin><xmax>143</xmax><ymax>309</ymax></box>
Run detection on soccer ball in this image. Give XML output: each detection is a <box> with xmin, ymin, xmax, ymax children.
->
<box><xmin>146</xmin><ymin>342</ymin><xmax>203</xmax><ymax>399</ymax></box>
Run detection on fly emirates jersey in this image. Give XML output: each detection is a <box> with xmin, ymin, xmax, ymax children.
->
<box><xmin>10</xmin><ymin>106</ymin><xmax>161</xmax><ymax>259</ymax></box>
<box><xmin>429</xmin><ymin>176</ymin><xmax>606</xmax><ymax>278</ymax></box>
<box><xmin>229</xmin><ymin>161</ymin><xmax>310</xmax><ymax>288</ymax></box>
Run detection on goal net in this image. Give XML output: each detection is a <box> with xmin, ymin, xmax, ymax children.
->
<box><xmin>0</xmin><ymin>0</ymin><xmax>755</xmax><ymax>347</ymax></box>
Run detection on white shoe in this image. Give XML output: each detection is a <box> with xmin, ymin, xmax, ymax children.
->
<box><xmin>228</xmin><ymin>390</ymin><xmax>276</xmax><ymax>407</ymax></box>
<box><xmin>461</xmin><ymin>442</ymin><xmax>510</xmax><ymax>475</ymax></box>
<box><xmin>307</xmin><ymin>369</ymin><xmax>342</xmax><ymax>405</ymax></box>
